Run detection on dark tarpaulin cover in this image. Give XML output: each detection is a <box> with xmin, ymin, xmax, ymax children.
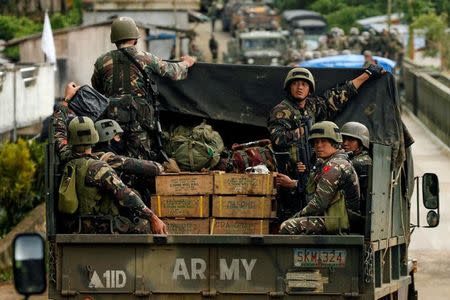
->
<box><xmin>69</xmin><ymin>85</ymin><xmax>110</xmax><ymax>121</ymax></box>
<box><xmin>155</xmin><ymin>63</ymin><xmax>408</xmax><ymax>167</ymax></box>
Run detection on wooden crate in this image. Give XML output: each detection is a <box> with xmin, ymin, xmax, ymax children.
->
<box><xmin>164</xmin><ymin>218</ymin><xmax>210</xmax><ymax>234</ymax></box>
<box><xmin>151</xmin><ymin>195</ymin><xmax>209</xmax><ymax>218</ymax></box>
<box><xmin>210</xmin><ymin>219</ymin><xmax>269</xmax><ymax>235</ymax></box>
<box><xmin>211</xmin><ymin>195</ymin><xmax>273</xmax><ymax>218</ymax></box>
<box><xmin>155</xmin><ymin>173</ymin><xmax>213</xmax><ymax>195</ymax></box>
<box><xmin>213</xmin><ymin>172</ymin><xmax>276</xmax><ymax>195</ymax></box>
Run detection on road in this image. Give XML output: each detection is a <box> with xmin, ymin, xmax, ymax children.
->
<box><xmin>402</xmin><ymin>110</ymin><xmax>450</xmax><ymax>300</ymax></box>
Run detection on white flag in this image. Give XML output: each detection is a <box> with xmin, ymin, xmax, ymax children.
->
<box><xmin>41</xmin><ymin>11</ymin><xmax>56</xmax><ymax>66</ymax></box>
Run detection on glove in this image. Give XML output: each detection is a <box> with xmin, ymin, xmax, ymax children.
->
<box><xmin>162</xmin><ymin>158</ymin><xmax>181</xmax><ymax>173</ymax></box>
<box><xmin>364</xmin><ymin>64</ymin><xmax>385</xmax><ymax>79</ymax></box>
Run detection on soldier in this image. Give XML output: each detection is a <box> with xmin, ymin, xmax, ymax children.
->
<box><xmin>91</xmin><ymin>16</ymin><xmax>196</xmax><ymax>160</ymax></box>
<box><xmin>341</xmin><ymin>122</ymin><xmax>372</xmax><ymax>215</ymax></box>
<box><xmin>363</xmin><ymin>50</ymin><xmax>377</xmax><ymax>68</ymax></box>
<box><xmin>65</xmin><ymin>116</ymin><xmax>167</xmax><ymax>234</ymax></box>
<box><xmin>268</xmin><ymin>65</ymin><xmax>384</xmax><ymax>182</ymax></box>
<box><xmin>268</xmin><ymin>66</ymin><xmax>383</xmax><ymax>220</ymax></box>
<box><xmin>279</xmin><ymin>121</ymin><xmax>360</xmax><ymax>235</ymax></box>
<box><xmin>209</xmin><ymin>34</ymin><xmax>219</xmax><ymax>63</ymax></box>
<box><xmin>52</xmin><ymin>82</ymin><xmax>80</xmax><ymax>163</ymax></box>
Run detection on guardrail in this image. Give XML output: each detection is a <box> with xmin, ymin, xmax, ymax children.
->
<box><xmin>0</xmin><ymin>63</ymin><xmax>55</xmax><ymax>140</ymax></box>
<box><xmin>402</xmin><ymin>59</ymin><xmax>450</xmax><ymax>147</ymax></box>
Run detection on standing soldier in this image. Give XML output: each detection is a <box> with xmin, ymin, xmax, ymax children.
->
<box><xmin>279</xmin><ymin>121</ymin><xmax>360</xmax><ymax>235</ymax></box>
<box><xmin>209</xmin><ymin>34</ymin><xmax>219</xmax><ymax>63</ymax></box>
<box><xmin>268</xmin><ymin>65</ymin><xmax>383</xmax><ymax>219</ymax></box>
<box><xmin>91</xmin><ymin>16</ymin><xmax>196</xmax><ymax>160</ymax></box>
<box><xmin>64</xmin><ymin>116</ymin><xmax>167</xmax><ymax>234</ymax></box>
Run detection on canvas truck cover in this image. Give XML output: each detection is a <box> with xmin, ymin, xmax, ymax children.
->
<box><xmin>155</xmin><ymin>63</ymin><xmax>409</xmax><ymax>168</ymax></box>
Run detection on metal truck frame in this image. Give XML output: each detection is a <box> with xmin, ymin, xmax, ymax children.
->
<box><xmin>44</xmin><ymin>65</ymin><xmax>439</xmax><ymax>299</ymax></box>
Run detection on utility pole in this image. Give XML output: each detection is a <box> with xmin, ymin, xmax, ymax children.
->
<box><xmin>387</xmin><ymin>0</ymin><xmax>392</xmax><ymax>31</ymax></box>
<box><xmin>407</xmin><ymin>0</ymin><xmax>415</xmax><ymax>60</ymax></box>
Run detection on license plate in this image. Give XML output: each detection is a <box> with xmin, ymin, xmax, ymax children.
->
<box><xmin>293</xmin><ymin>248</ymin><xmax>346</xmax><ymax>268</ymax></box>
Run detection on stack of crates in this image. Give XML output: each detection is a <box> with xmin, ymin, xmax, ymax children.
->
<box><xmin>210</xmin><ymin>172</ymin><xmax>276</xmax><ymax>234</ymax></box>
<box><xmin>152</xmin><ymin>172</ymin><xmax>277</xmax><ymax>234</ymax></box>
<box><xmin>152</xmin><ymin>173</ymin><xmax>213</xmax><ymax>234</ymax></box>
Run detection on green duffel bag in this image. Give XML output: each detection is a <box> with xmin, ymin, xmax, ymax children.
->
<box><xmin>171</xmin><ymin>121</ymin><xmax>224</xmax><ymax>171</ymax></box>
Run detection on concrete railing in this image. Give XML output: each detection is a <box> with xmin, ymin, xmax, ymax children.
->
<box><xmin>402</xmin><ymin>60</ymin><xmax>450</xmax><ymax>147</ymax></box>
<box><xmin>0</xmin><ymin>63</ymin><xmax>55</xmax><ymax>138</ymax></box>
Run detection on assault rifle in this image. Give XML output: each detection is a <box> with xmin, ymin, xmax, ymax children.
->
<box><xmin>295</xmin><ymin>115</ymin><xmax>313</xmax><ymax>197</ymax></box>
<box><xmin>119</xmin><ymin>49</ymin><xmax>169</xmax><ymax>163</ymax></box>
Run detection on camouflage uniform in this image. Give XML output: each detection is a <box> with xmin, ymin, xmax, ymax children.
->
<box><xmin>52</xmin><ymin>107</ymin><xmax>163</xmax><ymax>181</ymax></box>
<box><xmin>349</xmin><ymin>150</ymin><xmax>372</xmax><ymax>214</ymax></box>
<box><xmin>279</xmin><ymin>150</ymin><xmax>360</xmax><ymax>235</ymax></box>
<box><xmin>52</xmin><ymin>103</ymin><xmax>76</xmax><ymax>163</ymax></box>
<box><xmin>69</xmin><ymin>153</ymin><xmax>153</xmax><ymax>234</ymax></box>
<box><xmin>91</xmin><ymin>46</ymin><xmax>189</xmax><ymax>160</ymax></box>
<box><xmin>268</xmin><ymin>81</ymin><xmax>357</xmax><ymax>178</ymax></box>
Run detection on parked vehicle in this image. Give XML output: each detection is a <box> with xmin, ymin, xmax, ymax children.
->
<box><xmin>282</xmin><ymin>9</ymin><xmax>327</xmax><ymax>35</ymax></box>
<box><xmin>224</xmin><ymin>30</ymin><xmax>289</xmax><ymax>65</ymax></box>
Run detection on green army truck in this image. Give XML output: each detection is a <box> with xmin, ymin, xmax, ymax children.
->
<box><xmin>43</xmin><ymin>64</ymin><xmax>440</xmax><ymax>299</ymax></box>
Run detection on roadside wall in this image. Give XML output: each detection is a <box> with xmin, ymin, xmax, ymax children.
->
<box><xmin>0</xmin><ymin>64</ymin><xmax>55</xmax><ymax>136</ymax></box>
<box><xmin>402</xmin><ymin>59</ymin><xmax>450</xmax><ymax>147</ymax></box>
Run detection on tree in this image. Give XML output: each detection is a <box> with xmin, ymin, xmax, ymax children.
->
<box><xmin>0</xmin><ymin>140</ymin><xmax>37</xmax><ymax>235</ymax></box>
<box><xmin>412</xmin><ymin>13</ymin><xmax>449</xmax><ymax>71</ymax></box>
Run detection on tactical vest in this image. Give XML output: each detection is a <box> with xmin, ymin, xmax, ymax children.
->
<box><xmin>280</xmin><ymin>98</ymin><xmax>315</xmax><ymax>178</ymax></box>
<box><xmin>72</xmin><ymin>158</ymin><xmax>119</xmax><ymax>217</ymax></box>
<box><xmin>306</xmin><ymin>169</ymin><xmax>350</xmax><ymax>233</ymax></box>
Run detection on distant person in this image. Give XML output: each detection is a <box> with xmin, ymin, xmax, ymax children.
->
<box><xmin>209</xmin><ymin>34</ymin><xmax>219</xmax><ymax>63</ymax></box>
<box><xmin>64</xmin><ymin>116</ymin><xmax>167</xmax><ymax>234</ymax></box>
<box><xmin>91</xmin><ymin>16</ymin><xmax>196</xmax><ymax>160</ymax></box>
<box><xmin>363</xmin><ymin>50</ymin><xmax>377</xmax><ymax>68</ymax></box>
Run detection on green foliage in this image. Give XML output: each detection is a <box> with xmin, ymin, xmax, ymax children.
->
<box><xmin>3</xmin><ymin>45</ymin><xmax>19</xmax><ymax>62</ymax></box>
<box><xmin>325</xmin><ymin>5</ymin><xmax>379</xmax><ymax>32</ymax></box>
<box><xmin>0</xmin><ymin>140</ymin><xmax>37</xmax><ymax>235</ymax></box>
<box><xmin>0</xmin><ymin>15</ymin><xmax>41</xmax><ymax>40</ymax></box>
<box><xmin>0</xmin><ymin>269</ymin><xmax>12</xmax><ymax>282</ymax></box>
<box><xmin>412</xmin><ymin>13</ymin><xmax>449</xmax><ymax>70</ymax></box>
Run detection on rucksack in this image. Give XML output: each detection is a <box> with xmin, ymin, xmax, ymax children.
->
<box><xmin>231</xmin><ymin>139</ymin><xmax>277</xmax><ymax>173</ymax></box>
<box><xmin>171</xmin><ymin>121</ymin><xmax>224</xmax><ymax>171</ymax></box>
<box><xmin>58</xmin><ymin>160</ymin><xmax>79</xmax><ymax>214</ymax></box>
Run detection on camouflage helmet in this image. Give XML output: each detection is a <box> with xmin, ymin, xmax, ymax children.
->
<box><xmin>308</xmin><ymin>121</ymin><xmax>342</xmax><ymax>144</ymax></box>
<box><xmin>68</xmin><ymin>116</ymin><xmax>99</xmax><ymax>146</ymax></box>
<box><xmin>341</xmin><ymin>121</ymin><xmax>370</xmax><ymax>149</ymax></box>
<box><xmin>110</xmin><ymin>17</ymin><xmax>140</xmax><ymax>43</ymax></box>
<box><xmin>95</xmin><ymin>119</ymin><xmax>124</xmax><ymax>143</ymax></box>
<box><xmin>283</xmin><ymin>67</ymin><xmax>315</xmax><ymax>92</ymax></box>
<box><xmin>349</xmin><ymin>27</ymin><xmax>360</xmax><ymax>35</ymax></box>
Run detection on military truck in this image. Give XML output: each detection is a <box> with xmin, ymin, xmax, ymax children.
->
<box><xmin>44</xmin><ymin>64</ymin><xmax>440</xmax><ymax>299</ymax></box>
<box><xmin>224</xmin><ymin>30</ymin><xmax>289</xmax><ymax>65</ymax></box>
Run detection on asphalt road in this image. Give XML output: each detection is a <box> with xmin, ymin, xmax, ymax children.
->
<box><xmin>402</xmin><ymin>110</ymin><xmax>450</xmax><ymax>300</ymax></box>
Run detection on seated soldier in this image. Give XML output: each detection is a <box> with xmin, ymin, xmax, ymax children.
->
<box><xmin>341</xmin><ymin>121</ymin><xmax>372</xmax><ymax>215</ymax></box>
<box><xmin>279</xmin><ymin>121</ymin><xmax>360</xmax><ymax>235</ymax></box>
<box><xmin>65</xmin><ymin>116</ymin><xmax>167</xmax><ymax>234</ymax></box>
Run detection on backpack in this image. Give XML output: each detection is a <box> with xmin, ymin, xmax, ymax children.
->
<box><xmin>171</xmin><ymin>121</ymin><xmax>224</xmax><ymax>171</ymax></box>
<box><xmin>58</xmin><ymin>160</ymin><xmax>79</xmax><ymax>214</ymax></box>
<box><xmin>231</xmin><ymin>139</ymin><xmax>277</xmax><ymax>173</ymax></box>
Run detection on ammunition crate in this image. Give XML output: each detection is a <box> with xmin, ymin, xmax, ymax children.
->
<box><xmin>164</xmin><ymin>218</ymin><xmax>210</xmax><ymax>234</ymax></box>
<box><xmin>155</xmin><ymin>173</ymin><xmax>213</xmax><ymax>195</ymax></box>
<box><xmin>211</xmin><ymin>195</ymin><xmax>274</xmax><ymax>218</ymax></box>
<box><xmin>210</xmin><ymin>218</ymin><xmax>270</xmax><ymax>235</ymax></box>
<box><xmin>213</xmin><ymin>172</ymin><xmax>276</xmax><ymax>195</ymax></box>
<box><xmin>151</xmin><ymin>195</ymin><xmax>209</xmax><ymax>218</ymax></box>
